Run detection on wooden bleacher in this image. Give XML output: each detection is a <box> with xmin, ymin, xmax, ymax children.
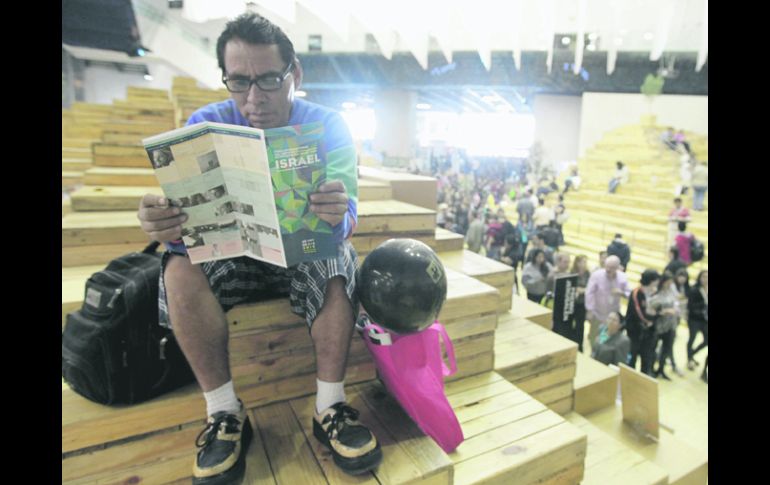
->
<box><xmin>62</xmin><ymin>86</ymin><xmax>706</xmax><ymax>484</ymax></box>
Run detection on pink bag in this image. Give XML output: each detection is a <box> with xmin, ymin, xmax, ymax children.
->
<box><xmin>358</xmin><ymin>316</ymin><xmax>464</xmax><ymax>453</ymax></box>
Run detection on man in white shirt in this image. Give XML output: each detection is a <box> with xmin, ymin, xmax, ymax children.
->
<box><xmin>533</xmin><ymin>198</ymin><xmax>555</xmax><ymax>230</ymax></box>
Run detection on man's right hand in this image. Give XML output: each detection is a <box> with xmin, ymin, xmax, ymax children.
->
<box><xmin>137</xmin><ymin>194</ymin><xmax>188</xmax><ymax>242</ymax></box>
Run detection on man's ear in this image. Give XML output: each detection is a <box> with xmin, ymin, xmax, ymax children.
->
<box><xmin>292</xmin><ymin>57</ymin><xmax>303</xmax><ymax>90</ymax></box>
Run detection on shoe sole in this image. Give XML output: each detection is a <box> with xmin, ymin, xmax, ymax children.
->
<box><xmin>313</xmin><ymin>421</ymin><xmax>383</xmax><ymax>475</ymax></box>
<box><xmin>193</xmin><ymin>417</ymin><xmax>254</xmax><ymax>485</ymax></box>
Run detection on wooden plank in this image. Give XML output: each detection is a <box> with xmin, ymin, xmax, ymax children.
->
<box><xmin>62</xmin><ymin>425</ymin><xmax>199</xmax><ymax>484</ymax></box>
<box><xmin>511</xmin><ymin>295</ymin><xmax>553</xmax><ymax>329</ymax></box>
<box><xmin>619</xmin><ymin>363</ymin><xmax>659</xmax><ymax>439</ymax></box>
<box><xmin>530</xmin><ymin>382</ymin><xmax>574</xmax><ymax>407</ymax></box>
<box><xmin>451</xmin><ymin>421</ymin><xmax>586</xmax><ymax>485</ymax></box>
<box><xmin>84</xmin><ymin>167</ymin><xmax>156</xmax><ymax>186</ymax></box>
<box><xmin>573</xmin><ymin>353</ymin><xmax>618</xmax><ymax>415</ymax></box>
<box><xmin>358</xmin><ymin>178</ymin><xmax>392</xmax><ymax>201</ymax></box>
<box><xmin>459</xmin><ymin>396</ymin><xmax>548</xmax><ymax>440</ymax></box>
<box><xmin>358</xmin><ymin>166</ymin><xmax>437</xmax><ymax>211</ymax></box>
<box><xmin>439</xmin><ymin>250</ymin><xmax>514</xmax><ymax>289</ymax></box>
<box><xmin>252</xmin><ymin>403</ymin><xmax>327</xmax><ymax>485</ymax></box>
<box><xmin>62</xmin><ymin>158</ymin><xmax>92</xmax><ymax>171</ymax></box>
<box><xmin>495</xmin><ymin>331</ymin><xmax>578</xmax><ymax>383</ymax></box>
<box><xmin>356</xmin><ymin>200</ymin><xmax>435</xmax><ymax>235</ymax></box>
<box><xmin>515</xmin><ymin>363</ymin><xmax>576</xmax><ymax>394</ymax></box>
<box><xmin>70</xmin><ymin>185</ymin><xmax>162</xmax><ymax>211</ymax></box>
<box><xmin>530</xmin><ymin>463</ymin><xmax>584</xmax><ymax>485</ymax></box>
<box><xmin>355</xmin><ymin>380</ymin><xmax>454</xmax><ymax>484</ymax></box>
<box><xmin>546</xmin><ymin>396</ymin><xmax>574</xmax><ymax>416</ymax></box>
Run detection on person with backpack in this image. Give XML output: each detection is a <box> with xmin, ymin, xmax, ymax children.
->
<box><xmin>624</xmin><ymin>269</ymin><xmax>661</xmax><ymax>376</ymax></box>
<box><xmin>674</xmin><ymin>221</ymin><xmax>696</xmax><ymax>265</ymax></box>
<box><xmin>607</xmin><ymin>234</ymin><xmax>631</xmax><ymax>271</ymax></box>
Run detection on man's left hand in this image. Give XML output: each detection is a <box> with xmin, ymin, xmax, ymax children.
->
<box><xmin>310</xmin><ymin>180</ymin><xmax>349</xmax><ymax>227</ymax></box>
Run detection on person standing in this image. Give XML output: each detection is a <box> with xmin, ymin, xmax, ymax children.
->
<box><xmin>584</xmin><ymin>256</ymin><xmax>632</xmax><ymax>352</ymax></box>
<box><xmin>516</xmin><ymin>190</ymin><xmax>535</xmax><ymax>222</ymax></box>
<box><xmin>522</xmin><ymin>249</ymin><xmax>553</xmax><ymax>304</ymax></box>
<box><xmin>606</xmin><ymin>233</ymin><xmax>631</xmax><ymax>271</ymax></box>
<box><xmin>687</xmin><ymin>270</ymin><xmax>708</xmax><ymax>370</ymax></box>
<box><xmin>625</xmin><ymin>270</ymin><xmax>661</xmax><ymax>376</ymax></box>
<box><xmin>674</xmin><ymin>221</ymin><xmax>696</xmax><ymax>265</ymax></box>
<box><xmin>569</xmin><ymin>254</ymin><xmax>591</xmax><ymax>352</ymax></box>
<box><xmin>648</xmin><ymin>272</ymin><xmax>680</xmax><ymax>380</ymax></box>
<box><xmin>691</xmin><ymin>161</ymin><xmax>708</xmax><ymax>211</ymax></box>
<box><xmin>465</xmin><ymin>211</ymin><xmax>485</xmax><ymax>253</ymax></box>
<box><xmin>592</xmin><ymin>250</ymin><xmax>608</xmax><ymax>273</ymax></box>
<box><xmin>667</xmin><ymin>198</ymin><xmax>691</xmax><ymax>250</ymax></box>
<box><xmin>533</xmin><ymin>198</ymin><xmax>555</xmax><ymax>231</ymax></box>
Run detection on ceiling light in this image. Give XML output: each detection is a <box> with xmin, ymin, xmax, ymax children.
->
<box><xmin>614</xmin><ymin>37</ymin><xmax>623</xmax><ymax>46</ymax></box>
<box><xmin>586</xmin><ymin>44</ymin><xmax>596</xmax><ymax>51</ymax></box>
<box><xmin>295</xmin><ymin>90</ymin><xmax>307</xmax><ymax>97</ymax></box>
<box><xmin>561</xmin><ymin>36</ymin><xmax>571</xmax><ymax>46</ymax></box>
<box><xmin>588</xmin><ymin>33</ymin><xmax>598</xmax><ymax>40</ymax></box>
<box><xmin>342</xmin><ymin>102</ymin><xmax>356</xmax><ymax>109</ymax></box>
<box><xmin>643</xmin><ymin>32</ymin><xmax>654</xmax><ymax>41</ymax></box>
<box><xmin>416</xmin><ymin>103</ymin><xmax>431</xmax><ymax>110</ymax></box>
<box><xmin>144</xmin><ymin>74</ymin><xmax>153</xmax><ymax>81</ymax></box>
<box><xmin>482</xmin><ymin>95</ymin><xmax>496</xmax><ymax>102</ymax></box>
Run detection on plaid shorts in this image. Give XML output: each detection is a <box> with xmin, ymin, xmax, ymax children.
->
<box><xmin>158</xmin><ymin>240</ymin><xmax>359</xmax><ymax>330</ymax></box>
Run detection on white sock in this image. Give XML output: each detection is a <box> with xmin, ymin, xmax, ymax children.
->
<box><xmin>203</xmin><ymin>381</ymin><xmax>240</xmax><ymax>417</ymax></box>
<box><xmin>315</xmin><ymin>379</ymin><xmax>346</xmax><ymax>414</ymax></box>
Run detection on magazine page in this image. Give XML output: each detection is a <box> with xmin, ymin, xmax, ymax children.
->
<box><xmin>265</xmin><ymin>122</ymin><xmax>336</xmax><ymax>266</ymax></box>
<box><xmin>143</xmin><ymin>122</ymin><xmax>287</xmax><ymax>267</ymax></box>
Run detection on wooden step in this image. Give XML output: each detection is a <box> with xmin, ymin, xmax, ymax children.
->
<box><xmin>62</xmin><ymin>158</ymin><xmax>92</xmax><ymax>171</ymax></box>
<box><xmin>445</xmin><ymin>372</ymin><xmax>587</xmax><ymax>484</ymax></box>
<box><xmin>564</xmin><ymin>412</ymin><xmax>668</xmax><ymax>485</ymax></box>
<box><xmin>582</xmin><ymin>403</ymin><xmax>708</xmax><ymax>485</ymax></box>
<box><xmin>573</xmin><ymin>352</ymin><xmax>618</xmax><ymax>415</ymax></box>
<box><xmin>62</xmin><ymin>171</ymin><xmax>84</xmax><ymax>188</ymax></box>
<box><xmin>84</xmin><ymin>167</ymin><xmax>157</xmax><ymax>186</ymax></box>
<box><xmin>62</xmin><ymin>268</ymin><xmax>498</xmax><ymax>453</ymax></box>
<box><xmin>439</xmin><ymin>250</ymin><xmax>514</xmax><ymax>312</ymax></box>
<box><xmin>62</xmin><ymin>147</ymin><xmax>92</xmax><ymax>159</ymax></box>
<box><xmin>69</xmin><ymin>179</ymin><xmax>396</xmax><ymax>212</ymax></box>
<box><xmin>359</xmin><ymin>166</ymin><xmax>437</xmax><ymax>211</ymax></box>
<box><xmin>358</xmin><ymin>178</ymin><xmax>392</xmax><ymax>200</ymax></box>
<box><xmin>494</xmin><ymin>313</ymin><xmax>578</xmax><ymax>415</ymax></box>
<box><xmin>103</xmin><ymin>121</ymin><xmax>176</xmax><ymax>135</ymax></box>
<box><xmin>434</xmin><ymin>228</ymin><xmax>465</xmax><ymax>252</ymax></box>
<box><xmin>510</xmin><ymin>294</ymin><xmax>552</xmax><ymax>329</ymax></box>
<box><xmin>92</xmin><ymin>143</ymin><xmax>151</xmax><ymax>168</ymax></box>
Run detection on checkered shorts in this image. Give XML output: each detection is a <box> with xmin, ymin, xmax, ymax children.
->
<box><xmin>158</xmin><ymin>240</ymin><xmax>359</xmax><ymax>330</ymax></box>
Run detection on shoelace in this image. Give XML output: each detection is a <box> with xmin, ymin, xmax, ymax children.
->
<box><xmin>324</xmin><ymin>404</ymin><xmax>359</xmax><ymax>441</ymax></box>
<box><xmin>195</xmin><ymin>414</ymin><xmax>240</xmax><ymax>449</ymax></box>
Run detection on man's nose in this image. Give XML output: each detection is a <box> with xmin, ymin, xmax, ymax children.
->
<box><xmin>246</xmin><ymin>83</ymin><xmax>268</xmax><ymax>103</ymax></box>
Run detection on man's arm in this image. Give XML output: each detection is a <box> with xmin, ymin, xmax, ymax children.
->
<box><xmin>584</xmin><ymin>274</ymin><xmax>598</xmax><ymax>314</ymax></box>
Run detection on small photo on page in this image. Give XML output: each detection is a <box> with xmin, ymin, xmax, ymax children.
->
<box><xmin>197</xmin><ymin>150</ymin><xmax>221</xmax><ymax>173</ymax></box>
<box><xmin>149</xmin><ymin>146</ymin><xmax>175</xmax><ymax>169</ymax></box>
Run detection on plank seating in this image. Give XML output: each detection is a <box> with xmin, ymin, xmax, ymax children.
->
<box><xmin>572</xmin><ymin>352</ymin><xmax>618</xmax><ymax>415</ymax></box>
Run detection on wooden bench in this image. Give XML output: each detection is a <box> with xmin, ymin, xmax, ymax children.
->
<box><xmin>573</xmin><ymin>352</ymin><xmax>618</xmax><ymax>415</ymax></box>
<box><xmin>359</xmin><ymin>166</ymin><xmax>438</xmax><ymax>211</ymax></box>
<box><xmin>439</xmin><ymin>250</ymin><xmax>515</xmax><ymax>312</ymax></box>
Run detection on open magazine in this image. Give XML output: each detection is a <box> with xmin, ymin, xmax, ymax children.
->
<box><xmin>142</xmin><ymin>121</ymin><xmax>335</xmax><ymax>267</ymax></box>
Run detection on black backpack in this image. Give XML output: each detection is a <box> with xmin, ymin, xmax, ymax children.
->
<box><xmin>62</xmin><ymin>242</ymin><xmax>194</xmax><ymax>405</ymax></box>
<box><xmin>690</xmin><ymin>238</ymin><xmax>705</xmax><ymax>262</ymax></box>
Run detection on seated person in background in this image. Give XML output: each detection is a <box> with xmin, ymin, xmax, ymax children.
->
<box><xmin>592</xmin><ymin>312</ymin><xmax>631</xmax><ymax>366</ymax></box>
<box><xmin>660</xmin><ymin>127</ymin><xmax>677</xmax><ymax>150</ymax></box>
<box><xmin>562</xmin><ymin>166</ymin><xmax>582</xmax><ymax>194</ymax></box>
<box><xmin>608</xmin><ymin>161</ymin><xmax>629</xmax><ymax>193</ymax></box>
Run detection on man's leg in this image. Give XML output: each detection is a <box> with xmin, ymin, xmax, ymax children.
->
<box><xmin>311</xmin><ymin>276</ymin><xmax>355</xmax><ymax>383</ymax></box>
<box><xmin>165</xmin><ymin>254</ymin><xmax>231</xmax><ymax>392</ymax></box>
<box><xmin>164</xmin><ymin>255</ymin><xmax>251</xmax><ymax>485</ymax></box>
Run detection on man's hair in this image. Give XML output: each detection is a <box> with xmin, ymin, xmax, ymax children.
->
<box><xmin>674</xmin><ymin>197</ymin><xmax>682</xmax><ymax>203</ymax></box>
<box><xmin>614</xmin><ymin>233</ymin><xmax>622</xmax><ymax>239</ymax></box>
<box><xmin>640</xmin><ymin>269</ymin><xmax>661</xmax><ymax>286</ymax></box>
<box><xmin>599</xmin><ymin>250</ymin><xmax>608</xmax><ymax>257</ymax></box>
<box><xmin>678</xmin><ymin>221</ymin><xmax>687</xmax><ymax>232</ymax></box>
<box><xmin>216</xmin><ymin>12</ymin><xmax>296</xmax><ymax>73</ymax></box>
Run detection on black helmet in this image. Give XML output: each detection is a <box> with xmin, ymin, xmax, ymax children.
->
<box><xmin>357</xmin><ymin>238</ymin><xmax>448</xmax><ymax>334</ymax></box>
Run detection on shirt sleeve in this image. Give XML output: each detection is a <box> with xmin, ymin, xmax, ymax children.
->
<box><xmin>585</xmin><ymin>273</ymin><xmax>597</xmax><ymax>312</ymax></box>
<box><xmin>322</xmin><ymin>113</ymin><xmax>358</xmax><ymax>241</ymax></box>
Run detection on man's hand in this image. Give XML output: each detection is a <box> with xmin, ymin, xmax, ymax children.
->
<box><xmin>309</xmin><ymin>180</ymin><xmax>349</xmax><ymax>227</ymax></box>
<box><xmin>137</xmin><ymin>194</ymin><xmax>188</xmax><ymax>242</ymax></box>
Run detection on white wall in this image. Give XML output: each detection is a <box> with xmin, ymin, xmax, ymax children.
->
<box><xmin>532</xmin><ymin>94</ymin><xmax>582</xmax><ymax>169</ymax></box>
<box><xmin>578</xmin><ymin>92</ymin><xmax>708</xmax><ymax>156</ymax></box>
<box><xmin>82</xmin><ymin>63</ymin><xmax>189</xmax><ymax>104</ymax></box>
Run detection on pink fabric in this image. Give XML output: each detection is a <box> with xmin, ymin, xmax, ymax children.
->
<box><xmin>360</xmin><ymin>320</ymin><xmax>464</xmax><ymax>453</ymax></box>
<box><xmin>676</xmin><ymin>233</ymin><xmax>694</xmax><ymax>263</ymax></box>
<box><xmin>669</xmin><ymin>207</ymin><xmax>690</xmax><ymax>219</ymax></box>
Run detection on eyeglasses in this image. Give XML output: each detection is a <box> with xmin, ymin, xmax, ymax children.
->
<box><xmin>222</xmin><ymin>63</ymin><xmax>293</xmax><ymax>93</ymax></box>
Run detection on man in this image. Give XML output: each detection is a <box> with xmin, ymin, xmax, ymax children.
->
<box><xmin>584</xmin><ymin>256</ymin><xmax>631</xmax><ymax>352</ymax></box>
<box><xmin>606</xmin><ymin>233</ymin><xmax>631</xmax><ymax>271</ymax></box>
<box><xmin>137</xmin><ymin>13</ymin><xmax>381</xmax><ymax>483</ymax></box>
<box><xmin>591</xmin><ymin>312</ymin><xmax>631</xmax><ymax>366</ymax></box>
<box><xmin>667</xmin><ymin>197</ymin><xmax>691</xmax><ymax>249</ymax></box>
<box><xmin>691</xmin><ymin>160</ymin><xmax>708</xmax><ymax>211</ymax></box>
<box><xmin>545</xmin><ymin>252</ymin><xmax>571</xmax><ymax>296</ymax></box>
<box><xmin>625</xmin><ymin>270</ymin><xmax>661</xmax><ymax>376</ymax></box>
<box><xmin>465</xmin><ymin>211</ymin><xmax>485</xmax><ymax>253</ymax></box>
<box><xmin>591</xmin><ymin>250</ymin><xmax>608</xmax><ymax>273</ymax></box>
<box><xmin>515</xmin><ymin>190</ymin><xmax>535</xmax><ymax>222</ymax></box>
<box><xmin>532</xmin><ymin>198</ymin><xmax>554</xmax><ymax>231</ymax></box>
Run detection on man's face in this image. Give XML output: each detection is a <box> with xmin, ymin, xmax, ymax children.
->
<box><xmin>224</xmin><ymin>40</ymin><xmax>302</xmax><ymax>129</ymax></box>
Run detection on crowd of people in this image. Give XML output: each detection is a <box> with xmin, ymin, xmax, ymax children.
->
<box><xmin>429</xmin><ymin>140</ymin><xmax>707</xmax><ymax>385</ymax></box>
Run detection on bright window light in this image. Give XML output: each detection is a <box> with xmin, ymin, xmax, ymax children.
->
<box><xmin>295</xmin><ymin>90</ymin><xmax>307</xmax><ymax>97</ymax></box>
<box><xmin>643</xmin><ymin>32</ymin><xmax>654</xmax><ymax>41</ymax></box>
<box><xmin>342</xmin><ymin>101</ymin><xmax>357</xmax><ymax>110</ymax></box>
<box><xmin>416</xmin><ymin>103</ymin><xmax>431</xmax><ymax>110</ymax></box>
<box><xmin>340</xmin><ymin>108</ymin><xmax>376</xmax><ymax>141</ymax></box>
<box><xmin>417</xmin><ymin>111</ymin><xmax>535</xmax><ymax>157</ymax></box>
<box><xmin>561</xmin><ymin>36</ymin><xmax>571</xmax><ymax>46</ymax></box>
<box><xmin>144</xmin><ymin>74</ymin><xmax>153</xmax><ymax>81</ymax></box>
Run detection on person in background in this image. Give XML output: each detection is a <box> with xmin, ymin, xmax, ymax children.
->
<box><xmin>674</xmin><ymin>129</ymin><xmax>691</xmax><ymax>154</ymax></box>
<box><xmin>516</xmin><ymin>213</ymin><xmax>535</xmax><ymax>267</ymax></box>
<box><xmin>606</xmin><ymin>233</ymin><xmax>631</xmax><ymax>271</ymax></box>
<box><xmin>648</xmin><ymin>271</ymin><xmax>680</xmax><ymax>381</ymax></box>
<box><xmin>554</xmin><ymin>195</ymin><xmax>569</xmax><ymax>246</ymax></box>
<box><xmin>667</xmin><ymin>197</ymin><xmax>691</xmax><ymax>250</ymax></box>
<box><xmin>569</xmin><ymin>255</ymin><xmax>591</xmax><ymax>352</ymax></box>
<box><xmin>625</xmin><ymin>269</ymin><xmax>661</xmax><ymax>376</ymax></box>
<box><xmin>701</xmin><ymin>355</ymin><xmax>708</xmax><ymax>383</ymax></box>
<box><xmin>585</xmin><ymin>255</ymin><xmax>632</xmax><ymax>352</ymax></box>
<box><xmin>522</xmin><ymin>249</ymin><xmax>553</xmax><ymax>304</ymax></box>
<box><xmin>436</xmin><ymin>202</ymin><xmax>449</xmax><ymax>229</ymax></box>
<box><xmin>485</xmin><ymin>214</ymin><xmax>504</xmax><ymax>260</ymax></box>
<box><xmin>592</xmin><ymin>250</ymin><xmax>608</xmax><ymax>273</ymax></box>
<box><xmin>533</xmin><ymin>197</ymin><xmax>555</xmax><ymax>231</ymax></box>
<box><xmin>674</xmin><ymin>221</ymin><xmax>695</xmax><ymax>265</ymax></box>
<box><xmin>500</xmin><ymin>233</ymin><xmax>522</xmax><ymax>295</ymax></box>
<box><xmin>562</xmin><ymin>166</ymin><xmax>582</xmax><ymax>194</ymax></box>
<box><xmin>516</xmin><ymin>190</ymin><xmax>535</xmax><ymax>222</ymax></box>
<box><xmin>465</xmin><ymin>211</ymin><xmax>485</xmax><ymax>254</ymax></box>
<box><xmin>687</xmin><ymin>270</ymin><xmax>708</xmax><ymax>371</ymax></box>
<box><xmin>664</xmin><ymin>246</ymin><xmax>687</xmax><ymax>276</ymax></box>
<box><xmin>691</xmin><ymin>161</ymin><xmax>708</xmax><ymax>211</ymax></box>
<box><xmin>545</xmin><ymin>252</ymin><xmax>572</xmax><ymax>300</ymax></box>
<box><xmin>660</xmin><ymin>127</ymin><xmax>677</xmax><ymax>151</ymax></box>
<box><xmin>608</xmin><ymin>161</ymin><xmax>629</xmax><ymax>193</ymax></box>
<box><xmin>592</xmin><ymin>312</ymin><xmax>631</xmax><ymax>366</ymax></box>
<box><xmin>526</xmin><ymin>232</ymin><xmax>555</xmax><ymax>265</ymax></box>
